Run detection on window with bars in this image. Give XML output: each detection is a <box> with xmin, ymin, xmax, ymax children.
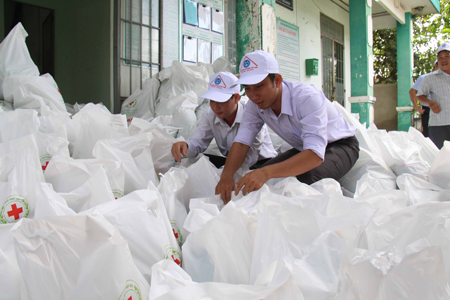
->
<box><xmin>119</xmin><ymin>0</ymin><xmax>161</xmax><ymax>100</ymax></box>
<box><xmin>320</xmin><ymin>14</ymin><xmax>345</xmax><ymax>106</ymax></box>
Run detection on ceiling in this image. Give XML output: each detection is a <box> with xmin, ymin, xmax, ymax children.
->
<box><xmin>372</xmin><ymin>0</ymin><xmax>440</xmax><ymax>29</ymax></box>
<box><xmin>328</xmin><ymin>0</ymin><xmax>440</xmax><ymax>30</ymax></box>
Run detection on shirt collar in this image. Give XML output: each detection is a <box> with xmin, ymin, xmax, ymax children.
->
<box><xmin>258</xmin><ymin>81</ymin><xmax>293</xmax><ymax>117</ymax></box>
<box><xmin>436</xmin><ymin>69</ymin><xmax>450</xmax><ymax>77</ymax></box>
<box><xmin>280</xmin><ymin>81</ymin><xmax>293</xmax><ymax>116</ymax></box>
<box><xmin>214</xmin><ymin>101</ymin><xmax>244</xmax><ymax>127</ymax></box>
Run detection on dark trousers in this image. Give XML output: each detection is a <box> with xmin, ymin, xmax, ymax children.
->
<box><xmin>204</xmin><ymin>154</ymin><xmax>271</xmax><ymax>170</ymax></box>
<box><xmin>261</xmin><ymin>136</ymin><xmax>360</xmax><ymax>185</ymax></box>
<box><xmin>422</xmin><ymin>106</ymin><xmax>430</xmax><ymax>137</ymax></box>
<box><xmin>429</xmin><ymin>125</ymin><xmax>450</xmax><ymax>149</ymax></box>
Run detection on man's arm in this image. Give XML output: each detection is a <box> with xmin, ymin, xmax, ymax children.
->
<box><xmin>417</xmin><ymin>95</ymin><xmax>441</xmax><ymax>114</ymax></box>
<box><xmin>235</xmin><ymin>149</ymin><xmax>322</xmax><ymax>196</ymax></box>
<box><xmin>409</xmin><ymin>88</ymin><xmax>425</xmax><ymax>114</ymax></box>
<box><xmin>215</xmin><ymin>142</ymin><xmax>250</xmax><ymax>203</ymax></box>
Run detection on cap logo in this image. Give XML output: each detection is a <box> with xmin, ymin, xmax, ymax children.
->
<box><xmin>241</xmin><ymin>56</ymin><xmax>258</xmax><ymax>73</ymax></box>
<box><xmin>210</xmin><ymin>75</ymin><xmax>227</xmax><ymax>90</ymax></box>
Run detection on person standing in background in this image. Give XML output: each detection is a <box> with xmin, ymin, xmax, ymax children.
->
<box><xmin>409</xmin><ymin>60</ymin><xmax>439</xmax><ymax>138</ymax></box>
<box><xmin>417</xmin><ymin>43</ymin><xmax>450</xmax><ymax>149</ymax></box>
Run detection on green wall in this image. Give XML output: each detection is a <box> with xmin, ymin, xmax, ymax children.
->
<box><xmin>1</xmin><ymin>0</ymin><xmax>112</xmax><ymax>108</ymax></box>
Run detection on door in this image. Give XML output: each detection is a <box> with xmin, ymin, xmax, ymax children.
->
<box><xmin>320</xmin><ymin>14</ymin><xmax>344</xmax><ymax>105</ymax></box>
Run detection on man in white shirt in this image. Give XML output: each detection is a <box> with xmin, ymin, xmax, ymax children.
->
<box><xmin>409</xmin><ymin>60</ymin><xmax>438</xmax><ymax>138</ymax></box>
<box><xmin>171</xmin><ymin>71</ymin><xmax>277</xmax><ymax>168</ymax></box>
<box><xmin>215</xmin><ymin>50</ymin><xmax>359</xmax><ymax>203</ymax></box>
<box><xmin>417</xmin><ymin>43</ymin><xmax>450</xmax><ymax>149</ymax></box>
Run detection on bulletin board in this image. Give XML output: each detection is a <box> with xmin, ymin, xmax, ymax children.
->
<box><xmin>181</xmin><ymin>0</ymin><xmax>224</xmax><ymax>64</ymax></box>
<box><xmin>276</xmin><ymin>18</ymin><xmax>300</xmax><ymax>81</ymax></box>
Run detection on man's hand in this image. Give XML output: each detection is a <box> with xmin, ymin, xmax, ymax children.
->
<box><xmin>416</xmin><ymin>107</ymin><xmax>425</xmax><ymax>114</ymax></box>
<box><xmin>171</xmin><ymin>141</ymin><xmax>188</xmax><ymax>163</ymax></box>
<box><xmin>235</xmin><ymin>168</ymin><xmax>269</xmax><ymax>197</ymax></box>
<box><xmin>215</xmin><ymin>176</ymin><xmax>236</xmax><ymax>204</ymax></box>
<box><xmin>428</xmin><ymin>100</ymin><xmax>441</xmax><ymax>114</ymax></box>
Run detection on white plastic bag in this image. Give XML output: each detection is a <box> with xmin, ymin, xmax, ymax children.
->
<box><xmin>155</xmin><ymin>90</ymin><xmax>198</xmax><ymax>129</ymax></box>
<box><xmin>0</xmin><ymin>135</ymin><xmax>44</xmax><ymax>223</ymax></box>
<box><xmin>368</xmin><ymin>129</ymin><xmax>430</xmax><ymax>179</ymax></box>
<box><xmin>11</xmin><ymin>73</ymin><xmax>66</xmax><ymax>112</ymax></box>
<box><xmin>184</xmin><ymin>195</ymin><xmax>223</xmax><ymax>233</ymax></box>
<box><xmin>0</xmin><ymin>109</ymin><xmax>40</xmax><ymax>143</ymax></box>
<box><xmin>177</xmin><ymin>156</ymin><xmax>221</xmax><ymax>211</ymax></box>
<box><xmin>34</xmin><ymin>182</ymin><xmax>77</xmax><ymax>219</ymax></box>
<box><xmin>0</xmin><ymin>223</ymin><xmax>25</xmax><ymax>300</ymax></box>
<box><xmin>339</xmin><ymin>147</ymin><xmax>397</xmax><ymax>195</ymax></box>
<box><xmin>157</xmin><ymin>60</ymin><xmax>209</xmax><ymax>106</ymax></box>
<box><xmin>93</xmin><ymin>133</ymin><xmax>160</xmax><ymax>193</ymax></box>
<box><xmin>2</xmin><ymin>74</ymin><xmax>34</xmax><ymax>102</ymax></box>
<box><xmin>0</xmin><ymin>99</ymin><xmax>13</xmax><ymax>111</ymax></box>
<box><xmin>408</xmin><ymin>126</ymin><xmax>439</xmax><ymax>166</ymax></box>
<box><xmin>128</xmin><ymin>116</ymin><xmax>180</xmax><ymax>138</ymax></box>
<box><xmin>336</xmin><ymin>247</ymin><xmax>450</xmax><ymax>300</ymax></box>
<box><xmin>121</xmin><ymin>78</ymin><xmax>160</xmax><ymax>123</ymax></box>
<box><xmin>150</xmin><ymin>258</ymin><xmax>298</xmax><ymax>300</ymax></box>
<box><xmin>362</xmin><ymin>202</ymin><xmax>450</xmax><ymax>281</ymax></box>
<box><xmin>0</xmin><ymin>23</ymin><xmax>39</xmax><ymax>99</ymax></box>
<box><xmin>44</xmin><ymin>156</ymin><xmax>116</xmax><ymax>212</ymax></box>
<box><xmin>81</xmin><ymin>188</ymin><xmax>181</xmax><ymax>284</ymax></box>
<box><xmin>11</xmin><ymin>214</ymin><xmax>150</xmax><ymax>300</ymax></box>
<box><xmin>396</xmin><ymin>173</ymin><xmax>450</xmax><ymax>206</ymax></box>
<box><xmin>157</xmin><ymin>167</ymin><xmax>189</xmax><ymax>247</ymax></box>
<box><xmin>70</xmin><ymin>106</ymin><xmax>129</xmax><ymax>158</ymax></box>
<box><xmin>428</xmin><ymin>141</ymin><xmax>450</xmax><ymax>189</ymax></box>
<box><xmin>182</xmin><ymin>197</ymin><xmax>258</xmax><ymax>284</ymax></box>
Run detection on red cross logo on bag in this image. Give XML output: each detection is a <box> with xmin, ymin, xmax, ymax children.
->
<box><xmin>42</xmin><ymin>161</ymin><xmax>49</xmax><ymax>171</ymax></box>
<box><xmin>0</xmin><ymin>196</ymin><xmax>30</xmax><ymax>224</ymax></box>
<box><xmin>7</xmin><ymin>204</ymin><xmax>23</xmax><ymax>220</ymax></box>
<box><xmin>171</xmin><ymin>255</ymin><xmax>181</xmax><ymax>265</ymax></box>
<box><xmin>118</xmin><ymin>280</ymin><xmax>142</xmax><ymax>300</ymax></box>
<box><xmin>165</xmin><ymin>245</ymin><xmax>182</xmax><ymax>266</ymax></box>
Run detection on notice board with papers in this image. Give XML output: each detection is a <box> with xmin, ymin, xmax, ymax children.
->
<box><xmin>182</xmin><ymin>0</ymin><xmax>224</xmax><ymax>64</ymax></box>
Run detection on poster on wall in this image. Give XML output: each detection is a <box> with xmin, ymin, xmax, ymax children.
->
<box><xmin>276</xmin><ymin>18</ymin><xmax>300</xmax><ymax>81</ymax></box>
<box><xmin>182</xmin><ymin>0</ymin><xmax>224</xmax><ymax>64</ymax></box>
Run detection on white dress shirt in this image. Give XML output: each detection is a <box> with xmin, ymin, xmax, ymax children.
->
<box><xmin>234</xmin><ymin>81</ymin><xmax>356</xmax><ymax>160</ymax></box>
<box><xmin>417</xmin><ymin>69</ymin><xmax>450</xmax><ymax>126</ymax></box>
<box><xmin>186</xmin><ymin>101</ymin><xmax>277</xmax><ymax>166</ymax></box>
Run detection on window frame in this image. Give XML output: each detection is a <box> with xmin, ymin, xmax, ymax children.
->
<box><xmin>114</xmin><ymin>0</ymin><xmax>162</xmax><ymax>113</ymax></box>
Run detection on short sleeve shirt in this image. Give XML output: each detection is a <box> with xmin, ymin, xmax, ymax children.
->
<box><xmin>417</xmin><ymin>69</ymin><xmax>450</xmax><ymax>126</ymax></box>
<box><xmin>412</xmin><ymin>74</ymin><xmax>429</xmax><ymax>107</ymax></box>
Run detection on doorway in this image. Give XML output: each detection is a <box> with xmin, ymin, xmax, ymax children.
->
<box><xmin>321</xmin><ymin>14</ymin><xmax>344</xmax><ymax>105</ymax></box>
<box><xmin>4</xmin><ymin>0</ymin><xmax>55</xmax><ymax>77</ymax></box>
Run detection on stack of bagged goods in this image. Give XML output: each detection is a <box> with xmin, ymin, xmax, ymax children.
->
<box><xmin>0</xmin><ymin>23</ymin><xmax>66</xmax><ymax>113</ymax></box>
<box><xmin>1</xmin><ymin>22</ymin><xmax>450</xmax><ymax>300</ymax></box>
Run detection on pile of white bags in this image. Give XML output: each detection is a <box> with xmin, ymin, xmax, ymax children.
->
<box><xmin>2</xmin><ymin>20</ymin><xmax>450</xmax><ymax>300</ymax></box>
<box><xmin>121</xmin><ymin>78</ymin><xmax>160</xmax><ymax>123</ymax></box>
<box><xmin>0</xmin><ymin>23</ymin><xmax>39</xmax><ymax>99</ymax></box>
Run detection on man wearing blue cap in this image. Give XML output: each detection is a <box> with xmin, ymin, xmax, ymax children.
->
<box><xmin>417</xmin><ymin>43</ymin><xmax>450</xmax><ymax>149</ymax></box>
<box><xmin>215</xmin><ymin>50</ymin><xmax>359</xmax><ymax>203</ymax></box>
<box><xmin>171</xmin><ymin>71</ymin><xmax>277</xmax><ymax>168</ymax></box>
